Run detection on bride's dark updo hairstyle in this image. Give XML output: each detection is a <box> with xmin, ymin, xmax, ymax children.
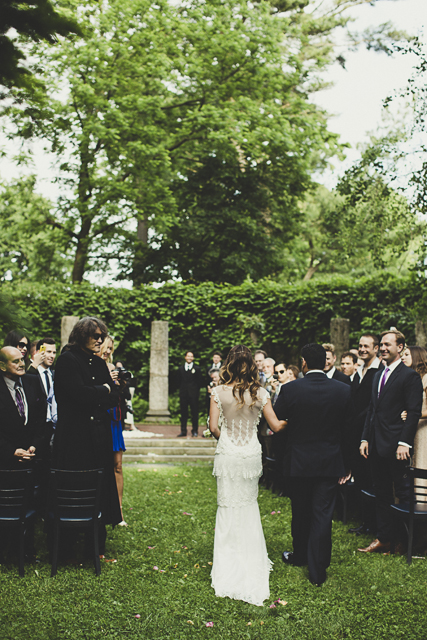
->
<box><xmin>219</xmin><ymin>345</ymin><xmax>261</xmax><ymax>408</ymax></box>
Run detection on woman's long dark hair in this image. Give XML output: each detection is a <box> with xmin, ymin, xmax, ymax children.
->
<box><xmin>219</xmin><ymin>345</ymin><xmax>261</xmax><ymax>408</ymax></box>
<box><xmin>407</xmin><ymin>345</ymin><xmax>427</xmax><ymax>378</ymax></box>
<box><xmin>4</xmin><ymin>329</ymin><xmax>30</xmax><ymax>362</ymax></box>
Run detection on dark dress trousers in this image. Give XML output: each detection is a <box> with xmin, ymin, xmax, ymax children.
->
<box><xmin>0</xmin><ymin>373</ymin><xmax>46</xmax><ymax>470</ymax></box>
<box><xmin>361</xmin><ymin>361</ymin><xmax>423</xmax><ymax>543</ymax></box>
<box><xmin>52</xmin><ymin>347</ymin><xmax>122</xmax><ymax>533</ymax></box>
<box><xmin>350</xmin><ymin>364</ymin><xmax>384</xmax><ymax>494</ymax></box>
<box><xmin>274</xmin><ymin>372</ymin><xmax>351</xmax><ymax>584</ymax></box>
<box><xmin>177</xmin><ymin>364</ymin><xmax>203</xmax><ymax>434</ymax></box>
<box><xmin>26</xmin><ymin>366</ymin><xmax>55</xmax><ymax>458</ymax></box>
<box><xmin>332</xmin><ymin>369</ymin><xmax>352</xmax><ymax>385</ymax></box>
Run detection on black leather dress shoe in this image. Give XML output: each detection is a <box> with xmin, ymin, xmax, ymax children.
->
<box><xmin>282</xmin><ymin>551</ymin><xmax>306</xmax><ymax>566</ymax></box>
<box><xmin>192</xmin><ymin>432</ymin><xmax>198</xmax><ymax>437</ymax></box>
<box><xmin>177</xmin><ymin>433</ymin><xmax>187</xmax><ymax>438</ymax></box>
<box><xmin>309</xmin><ymin>576</ymin><xmax>325</xmax><ymax>587</ymax></box>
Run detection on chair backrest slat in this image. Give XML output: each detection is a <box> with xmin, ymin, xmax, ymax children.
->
<box><xmin>50</xmin><ymin>469</ymin><xmax>104</xmax><ymax>521</ymax></box>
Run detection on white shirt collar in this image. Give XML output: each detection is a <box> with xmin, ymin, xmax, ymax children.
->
<box><xmin>306</xmin><ymin>369</ymin><xmax>326</xmax><ymax>375</ymax></box>
<box><xmin>382</xmin><ymin>358</ymin><xmax>401</xmax><ymax>375</ymax></box>
<box><xmin>325</xmin><ymin>366</ymin><xmax>336</xmax><ymax>379</ymax></box>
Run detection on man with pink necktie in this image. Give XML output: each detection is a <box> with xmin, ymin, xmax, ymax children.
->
<box><xmin>358</xmin><ymin>330</ymin><xmax>423</xmax><ymax>554</ymax></box>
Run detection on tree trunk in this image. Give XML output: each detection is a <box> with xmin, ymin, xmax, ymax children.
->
<box><xmin>303</xmin><ymin>263</ymin><xmax>321</xmax><ymax>281</ymax></box>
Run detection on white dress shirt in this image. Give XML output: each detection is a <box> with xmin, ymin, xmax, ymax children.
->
<box><xmin>4</xmin><ymin>375</ymin><xmax>28</xmax><ymax>425</ymax></box>
<box><xmin>38</xmin><ymin>365</ymin><xmax>54</xmax><ymax>421</ymax></box>
<box><xmin>358</xmin><ymin>356</ymin><xmax>381</xmax><ymax>383</ymax></box>
<box><xmin>325</xmin><ymin>367</ymin><xmax>335</xmax><ymax>379</ymax></box>
<box><xmin>185</xmin><ymin>363</ymin><xmax>193</xmax><ymax>372</ymax></box>
<box><xmin>377</xmin><ymin>358</ymin><xmax>401</xmax><ymax>395</ymax></box>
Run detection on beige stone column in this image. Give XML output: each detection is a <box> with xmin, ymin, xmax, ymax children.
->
<box><xmin>330</xmin><ymin>317</ymin><xmax>350</xmax><ymax>363</ymax></box>
<box><xmin>61</xmin><ymin>316</ymin><xmax>79</xmax><ymax>350</ymax></box>
<box><xmin>146</xmin><ymin>320</ymin><xmax>171</xmax><ymax>423</ymax></box>
<box><xmin>415</xmin><ymin>320</ymin><xmax>427</xmax><ymax>348</ymax></box>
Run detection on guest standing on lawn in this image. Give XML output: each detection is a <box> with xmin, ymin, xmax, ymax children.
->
<box><xmin>52</xmin><ymin>317</ymin><xmax>122</xmax><ymax>558</ymax></box>
<box><xmin>177</xmin><ymin>351</ymin><xmax>203</xmax><ymax>438</ymax></box>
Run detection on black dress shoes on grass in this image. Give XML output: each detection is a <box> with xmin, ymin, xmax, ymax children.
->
<box><xmin>282</xmin><ymin>551</ymin><xmax>306</xmax><ymax>567</ymax></box>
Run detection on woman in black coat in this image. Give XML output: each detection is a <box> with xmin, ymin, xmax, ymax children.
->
<box><xmin>52</xmin><ymin>317</ymin><xmax>122</xmax><ymax>555</ymax></box>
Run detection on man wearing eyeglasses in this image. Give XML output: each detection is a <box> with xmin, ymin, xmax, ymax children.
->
<box><xmin>0</xmin><ymin>347</ymin><xmax>46</xmax><ymax>469</ymax></box>
<box><xmin>271</xmin><ymin>363</ymin><xmax>288</xmax><ymax>406</ymax></box>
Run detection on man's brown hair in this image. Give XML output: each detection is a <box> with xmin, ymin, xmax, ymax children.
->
<box><xmin>380</xmin><ymin>329</ymin><xmax>405</xmax><ymax>347</ymax></box>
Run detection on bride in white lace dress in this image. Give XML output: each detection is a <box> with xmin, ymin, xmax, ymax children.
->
<box><xmin>209</xmin><ymin>345</ymin><xmax>286</xmax><ymax>607</ymax></box>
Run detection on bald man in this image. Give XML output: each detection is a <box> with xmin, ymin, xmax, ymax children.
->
<box><xmin>0</xmin><ymin>347</ymin><xmax>46</xmax><ymax>469</ymax></box>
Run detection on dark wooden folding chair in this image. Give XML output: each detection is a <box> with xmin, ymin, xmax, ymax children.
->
<box><xmin>390</xmin><ymin>467</ymin><xmax>427</xmax><ymax>565</ymax></box>
<box><xmin>0</xmin><ymin>468</ymin><xmax>36</xmax><ymax>577</ymax></box>
<box><xmin>48</xmin><ymin>469</ymin><xmax>104</xmax><ymax>577</ymax></box>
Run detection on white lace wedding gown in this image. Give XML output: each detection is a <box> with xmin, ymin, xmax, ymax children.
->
<box><xmin>211</xmin><ymin>385</ymin><xmax>272</xmax><ymax>606</ymax></box>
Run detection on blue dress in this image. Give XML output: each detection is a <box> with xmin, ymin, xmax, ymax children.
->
<box><xmin>110</xmin><ymin>406</ymin><xmax>126</xmax><ymax>452</ymax></box>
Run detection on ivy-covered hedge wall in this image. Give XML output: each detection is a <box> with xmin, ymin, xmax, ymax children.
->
<box><xmin>2</xmin><ymin>272</ymin><xmax>425</xmax><ymax>402</ymax></box>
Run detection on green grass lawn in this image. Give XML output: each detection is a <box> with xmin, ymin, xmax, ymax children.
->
<box><xmin>1</xmin><ymin>465</ymin><xmax>427</xmax><ymax>640</ymax></box>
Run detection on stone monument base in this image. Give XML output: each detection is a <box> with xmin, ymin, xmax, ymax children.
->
<box><xmin>144</xmin><ymin>409</ymin><xmax>171</xmax><ymax>424</ymax></box>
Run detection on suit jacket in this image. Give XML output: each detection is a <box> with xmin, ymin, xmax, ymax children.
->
<box><xmin>350</xmin><ymin>363</ymin><xmax>384</xmax><ymax>446</ymax></box>
<box><xmin>177</xmin><ymin>364</ymin><xmax>203</xmax><ymax>394</ymax></box>
<box><xmin>361</xmin><ymin>361</ymin><xmax>423</xmax><ymax>458</ymax></box>
<box><xmin>274</xmin><ymin>372</ymin><xmax>352</xmax><ymax>477</ymax></box>
<box><xmin>26</xmin><ymin>366</ymin><xmax>55</xmax><ymax>402</ymax></box>
<box><xmin>0</xmin><ymin>374</ymin><xmax>46</xmax><ymax>469</ymax></box>
<box><xmin>332</xmin><ymin>369</ymin><xmax>351</xmax><ymax>385</ymax></box>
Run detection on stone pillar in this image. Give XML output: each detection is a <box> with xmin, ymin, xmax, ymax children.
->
<box><xmin>415</xmin><ymin>320</ymin><xmax>427</xmax><ymax>348</ymax></box>
<box><xmin>330</xmin><ymin>317</ymin><xmax>350</xmax><ymax>363</ymax></box>
<box><xmin>146</xmin><ymin>320</ymin><xmax>170</xmax><ymax>423</ymax></box>
<box><xmin>61</xmin><ymin>316</ymin><xmax>79</xmax><ymax>350</ymax></box>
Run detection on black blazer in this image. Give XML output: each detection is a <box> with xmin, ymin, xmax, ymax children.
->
<box><xmin>361</xmin><ymin>361</ymin><xmax>423</xmax><ymax>458</ymax></box>
<box><xmin>26</xmin><ymin>366</ymin><xmax>55</xmax><ymax>402</ymax></box>
<box><xmin>274</xmin><ymin>372</ymin><xmax>352</xmax><ymax>477</ymax></box>
<box><xmin>332</xmin><ymin>369</ymin><xmax>351</xmax><ymax>385</ymax></box>
<box><xmin>177</xmin><ymin>364</ymin><xmax>203</xmax><ymax>393</ymax></box>
<box><xmin>0</xmin><ymin>374</ymin><xmax>46</xmax><ymax>469</ymax></box>
<box><xmin>350</xmin><ymin>363</ymin><xmax>384</xmax><ymax>444</ymax></box>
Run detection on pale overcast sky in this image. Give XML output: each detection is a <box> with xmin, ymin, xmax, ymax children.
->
<box><xmin>313</xmin><ymin>0</ymin><xmax>427</xmax><ymax>187</ymax></box>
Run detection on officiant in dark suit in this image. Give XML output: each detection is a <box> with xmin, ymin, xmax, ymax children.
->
<box><xmin>0</xmin><ymin>347</ymin><xmax>46</xmax><ymax>470</ymax></box>
<box><xmin>358</xmin><ymin>330</ymin><xmax>422</xmax><ymax>554</ymax></box>
<box><xmin>177</xmin><ymin>351</ymin><xmax>203</xmax><ymax>437</ymax></box>
<box><xmin>274</xmin><ymin>343</ymin><xmax>352</xmax><ymax>586</ymax></box>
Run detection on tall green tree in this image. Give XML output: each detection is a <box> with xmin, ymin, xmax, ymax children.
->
<box><xmin>3</xmin><ymin>0</ymin><xmax>409</xmax><ymax>285</ymax></box>
<box><xmin>0</xmin><ymin>0</ymin><xmax>80</xmax><ymax>92</ymax></box>
<box><xmin>0</xmin><ymin>176</ymin><xmax>72</xmax><ymax>281</ymax></box>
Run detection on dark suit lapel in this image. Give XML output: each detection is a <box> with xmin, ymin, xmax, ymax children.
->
<box><xmin>0</xmin><ymin>374</ymin><xmax>23</xmax><ymax>421</ymax></box>
<box><xmin>377</xmin><ymin>361</ymin><xmax>404</xmax><ymax>405</ymax></box>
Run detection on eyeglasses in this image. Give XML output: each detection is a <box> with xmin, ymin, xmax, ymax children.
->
<box><xmin>17</xmin><ymin>342</ymin><xmax>28</xmax><ymax>350</ymax></box>
<box><xmin>92</xmin><ymin>332</ymin><xmax>104</xmax><ymax>342</ymax></box>
<box><xmin>276</xmin><ymin>370</ymin><xmax>286</xmax><ymax>375</ymax></box>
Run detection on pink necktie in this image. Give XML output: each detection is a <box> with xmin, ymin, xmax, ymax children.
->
<box><xmin>378</xmin><ymin>367</ymin><xmax>390</xmax><ymax>396</ymax></box>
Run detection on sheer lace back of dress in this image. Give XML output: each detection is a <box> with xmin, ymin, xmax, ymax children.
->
<box><xmin>213</xmin><ymin>385</ymin><xmax>268</xmax><ymax>446</ymax></box>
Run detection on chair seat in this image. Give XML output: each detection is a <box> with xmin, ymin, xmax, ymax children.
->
<box><xmin>361</xmin><ymin>489</ymin><xmax>376</xmax><ymax>499</ymax></box>
<box><xmin>391</xmin><ymin>502</ymin><xmax>427</xmax><ymax>516</ymax></box>
<box><xmin>47</xmin><ymin>509</ymin><xmax>102</xmax><ymax>523</ymax></box>
<box><xmin>0</xmin><ymin>508</ymin><xmax>36</xmax><ymax>522</ymax></box>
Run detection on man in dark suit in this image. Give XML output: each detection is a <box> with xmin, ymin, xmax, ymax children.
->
<box><xmin>177</xmin><ymin>351</ymin><xmax>203</xmax><ymax>438</ymax></box>
<box><xmin>26</xmin><ymin>338</ymin><xmax>57</xmax><ymax>454</ymax></box>
<box><xmin>347</xmin><ymin>333</ymin><xmax>383</xmax><ymax>535</ymax></box>
<box><xmin>323</xmin><ymin>343</ymin><xmax>351</xmax><ymax>385</ymax></box>
<box><xmin>0</xmin><ymin>347</ymin><xmax>46</xmax><ymax>470</ymax></box>
<box><xmin>274</xmin><ymin>343</ymin><xmax>351</xmax><ymax>586</ymax></box>
<box><xmin>358</xmin><ymin>329</ymin><xmax>423</xmax><ymax>554</ymax></box>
